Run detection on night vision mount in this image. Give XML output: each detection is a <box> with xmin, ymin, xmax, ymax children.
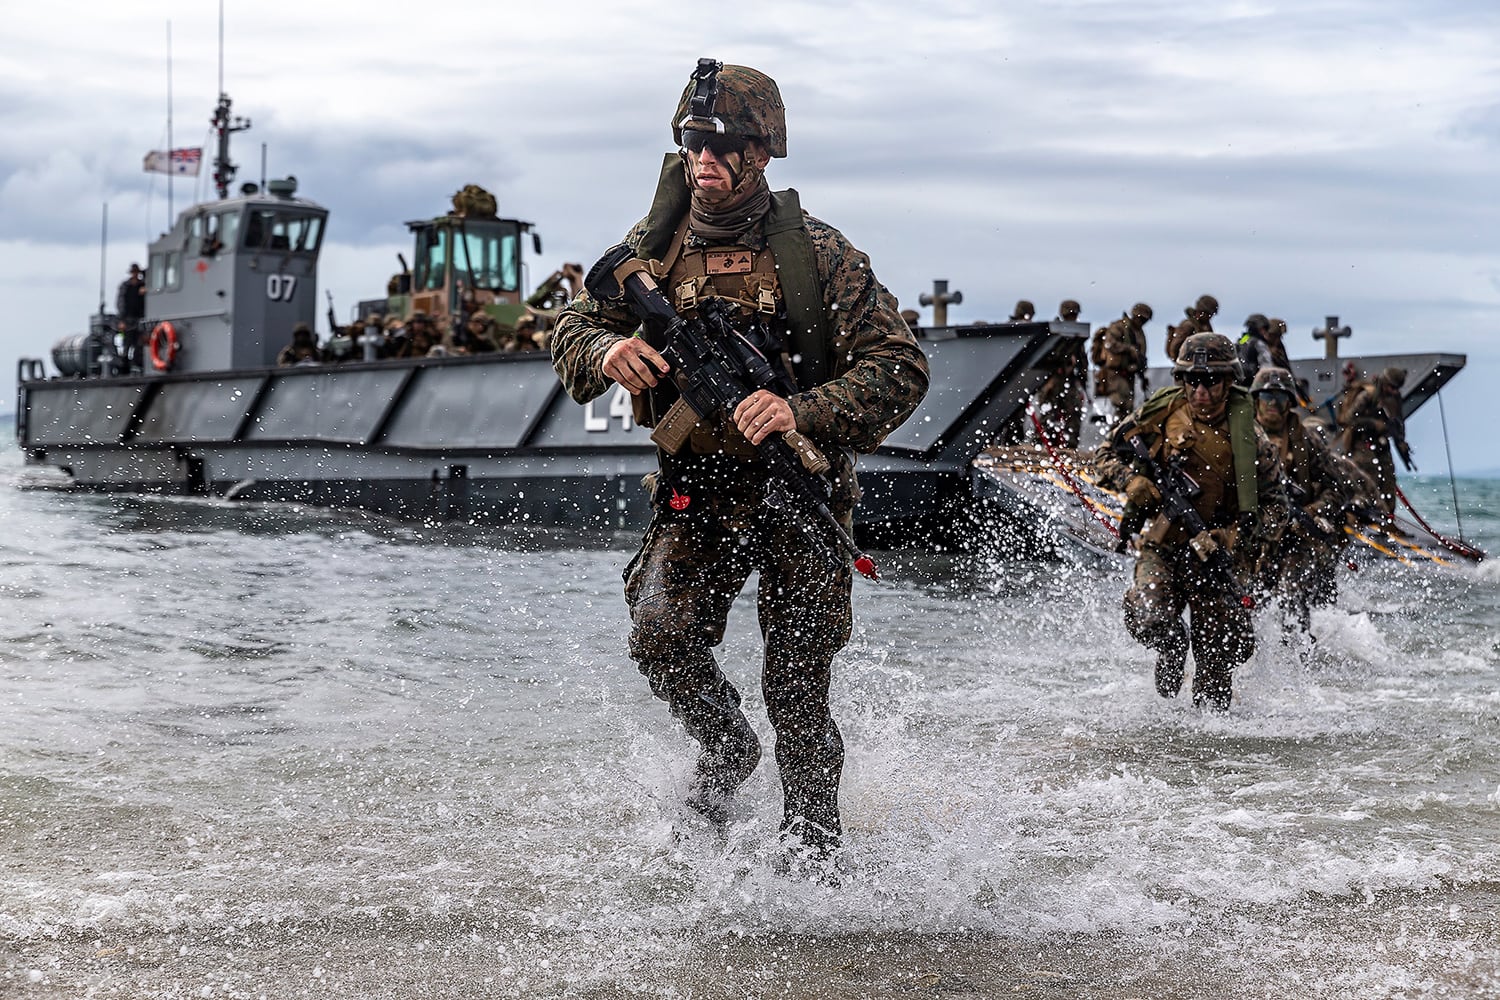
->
<box><xmin>680</xmin><ymin>57</ymin><xmax>726</xmax><ymax>134</ymax></box>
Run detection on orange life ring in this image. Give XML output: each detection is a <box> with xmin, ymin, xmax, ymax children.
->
<box><xmin>149</xmin><ymin>322</ymin><xmax>179</xmax><ymax>371</ymax></box>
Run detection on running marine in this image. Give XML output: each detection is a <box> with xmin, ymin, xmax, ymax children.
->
<box><xmin>550</xmin><ymin>59</ymin><xmax>929</xmax><ymax>869</ymax></box>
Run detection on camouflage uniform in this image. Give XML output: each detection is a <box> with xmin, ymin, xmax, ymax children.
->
<box><xmin>1033</xmin><ymin>345</ymin><xmax>1087</xmax><ymax>449</ymax></box>
<box><xmin>1025</xmin><ymin>300</ymin><xmax>1084</xmax><ymax>447</ymax></box>
<box><xmin>1090</xmin><ymin>303</ymin><xmax>1151</xmax><ymax>429</ymax></box>
<box><xmin>1096</xmin><ymin>334</ymin><xmax>1286</xmax><ymax>711</ymax></box>
<box><xmin>551</xmin><ymin>60</ymin><xmax>929</xmax><ymax>856</ymax></box>
<box><xmin>1163</xmin><ymin>294</ymin><xmax>1218</xmax><ymax>362</ymax></box>
<box><xmin>1249</xmin><ymin>367</ymin><xmax>1346</xmax><ymax>634</ymax></box>
<box><xmin>458</xmin><ymin>312</ymin><xmax>499</xmax><ymax>354</ymax></box>
<box><xmin>276</xmin><ymin>322</ymin><xmax>319</xmax><ymax>366</ymax></box>
<box><xmin>1336</xmin><ymin>367</ymin><xmax>1411</xmax><ymax>518</ymax></box>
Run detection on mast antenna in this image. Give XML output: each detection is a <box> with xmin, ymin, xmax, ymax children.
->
<box><xmin>98</xmin><ymin>203</ymin><xmax>109</xmax><ymax>316</ymax></box>
<box><xmin>166</xmin><ymin>21</ymin><xmax>174</xmax><ymax>223</ymax></box>
<box><xmin>210</xmin><ymin>0</ymin><xmax>251</xmax><ymax>200</ymax></box>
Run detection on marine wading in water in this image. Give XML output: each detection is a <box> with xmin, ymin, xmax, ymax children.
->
<box><xmin>550</xmin><ymin>59</ymin><xmax>930</xmax><ymax>876</ymax></box>
<box><xmin>1097</xmin><ymin>333</ymin><xmax>1289</xmax><ymax>712</ymax></box>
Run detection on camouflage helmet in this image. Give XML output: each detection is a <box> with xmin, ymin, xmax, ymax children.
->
<box><xmin>1250</xmin><ymin>365</ymin><xmax>1298</xmax><ymax>397</ymax></box>
<box><xmin>1058</xmin><ymin>299</ymin><xmax>1081</xmax><ymax>321</ymax></box>
<box><xmin>1130</xmin><ymin>302</ymin><xmax>1153</xmax><ymax>323</ymax></box>
<box><xmin>1269</xmin><ymin>317</ymin><xmax>1288</xmax><ymax>336</ymax></box>
<box><xmin>673</xmin><ymin>59</ymin><xmax>787</xmax><ymax>157</ymax></box>
<box><xmin>1010</xmin><ymin>299</ymin><xmax>1035</xmax><ymax>321</ymax></box>
<box><xmin>1193</xmin><ymin>294</ymin><xmax>1219</xmax><ymax>315</ymax></box>
<box><xmin>1379</xmin><ymin>366</ymin><xmax>1407</xmax><ymax>390</ymax></box>
<box><xmin>1244</xmin><ymin>313</ymin><xmax>1270</xmax><ymax>334</ymax></box>
<box><xmin>1173</xmin><ymin>332</ymin><xmax>1240</xmax><ymax>377</ymax></box>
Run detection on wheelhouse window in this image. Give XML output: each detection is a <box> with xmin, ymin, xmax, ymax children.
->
<box><xmin>243</xmin><ymin>209</ymin><xmax>324</xmax><ymax>254</ymax></box>
<box><xmin>203</xmin><ymin>209</ymin><xmax>239</xmax><ymax>256</ymax></box>
<box><xmin>148</xmin><ymin>249</ymin><xmax>183</xmax><ymax>291</ymax></box>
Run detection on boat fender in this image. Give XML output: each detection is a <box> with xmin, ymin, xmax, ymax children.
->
<box><xmin>149</xmin><ymin>322</ymin><xmax>179</xmax><ymax>371</ymax></box>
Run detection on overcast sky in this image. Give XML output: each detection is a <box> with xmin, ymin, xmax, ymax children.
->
<box><xmin>3</xmin><ymin>1</ymin><xmax>1497</xmax><ymax>473</ymax></box>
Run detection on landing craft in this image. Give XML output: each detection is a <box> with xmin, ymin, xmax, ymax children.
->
<box><xmin>12</xmin><ymin>92</ymin><xmax>1474</xmax><ymax>557</ymax></box>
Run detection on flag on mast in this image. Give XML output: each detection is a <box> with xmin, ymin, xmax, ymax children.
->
<box><xmin>143</xmin><ymin>147</ymin><xmax>203</xmax><ymax>176</ymax></box>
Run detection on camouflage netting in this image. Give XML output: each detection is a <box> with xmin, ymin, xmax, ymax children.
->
<box><xmin>452</xmin><ymin>184</ymin><xmax>498</xmax><ymax>218</ymax></box>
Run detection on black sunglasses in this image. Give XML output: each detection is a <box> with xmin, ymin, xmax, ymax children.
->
<box><xmin>1177</xmin><ymin>372</ymin><xmax>1229</xmax><ymax>389</ymax></box>
<box><xmin>682</xmin><ymin>130</ymin><xmax>749</xmax><ymax>157</ymax></box>
<box><xmin>1254</xmin><ymin>389</ymin><xmax>1294</xmax><ymax>406</ymax></box>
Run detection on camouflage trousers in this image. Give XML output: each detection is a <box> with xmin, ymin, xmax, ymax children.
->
<box><xmin>1124</xmin><ymin>543</ymin><xmax>1255</xmax><ymax>709</ymax></box>
<box><xmin>1347</xmin><ymin>437</ymin><xmax>1398</xmax><ymax>517</ymax></box>
<box><xmin>623</xmin><ymin>483</ymin><xmax>854</xmax><ymax>842</ymax></box>
<box><xmin>1255</xmin><ymin>531</ymin><xmax>1338</xmax><ymax>636</ymax></box>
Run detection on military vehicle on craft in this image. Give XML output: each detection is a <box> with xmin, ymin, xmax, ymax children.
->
<box><xmin>351</xmin><ymin>182</ymin><xmax>579</xmax><ymax>337</ymax></box>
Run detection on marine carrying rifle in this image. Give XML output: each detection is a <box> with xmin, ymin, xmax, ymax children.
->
<box><xmin>1115</xmin><ymin>433</ymin><xmax>1255</xmax><ymax>610</ymax></box>
<box><xmin>585</xmin><ymin>243</ymin><xmax>879</xmax><ymax>580</ymax></box>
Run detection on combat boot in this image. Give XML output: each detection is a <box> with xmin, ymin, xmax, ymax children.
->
<box><xmin>1151</xmin><ymin>623</ymin><xmax>1189</xmax><ymax>698</ymax></box>
<box><xmin>775</xmin><ymin>722</ymin><xmax>844</xmax><ymax>878</ymax></box>
<box><xmin>676</xmin><ymin>688</ymin><xmax>761</xmax><ymax>827</ymax></box>
<box><xmin>774</xmin><ymin>816</ymin><xmax>844</xmax><ymax>886</ymax></box>
<box><xmin>1192</xmin><ymin>668</ymin><xmax>1233</xmax><ymax>712</ymax></box>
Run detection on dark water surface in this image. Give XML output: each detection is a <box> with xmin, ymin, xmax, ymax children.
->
<box><xmin>3</xmin><ymin>446</ymin><xmax>1498</xmax><ymax>998</ymax></box>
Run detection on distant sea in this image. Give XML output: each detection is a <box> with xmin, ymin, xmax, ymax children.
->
<box><xmin>2</xmin><ymin>433</ymin><xmax>1497</xmax><ymax>998</ymax></box>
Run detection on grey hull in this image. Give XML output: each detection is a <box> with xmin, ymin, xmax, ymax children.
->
<box><xmin>18</xmin><ymin>320</ymin><xmax>1078</xmax><ymax>541</ymax></box>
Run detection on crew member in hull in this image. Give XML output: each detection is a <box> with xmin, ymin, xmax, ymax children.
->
<box><xmin>1097</xmin><ymin>333</ymin><xmax>1286</xmax><ymax>711</ymax></box>
<box><xmin>116</xmin><ymin>262</ymin><xmax>147</xmax><ymax>370</ymax></box>
<box><xmin>550</xmin><ymin>60</ymin><xmax>929</xmax><ymax>870</ymax></box>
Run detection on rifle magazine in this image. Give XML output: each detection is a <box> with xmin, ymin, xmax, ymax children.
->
<box><xmin>649</xmin><ymin>396</ymin><xmax>700</xmax><ymax>455</ymax></box>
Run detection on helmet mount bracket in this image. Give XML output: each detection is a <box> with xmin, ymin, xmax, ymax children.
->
<box><xmin>683</xmin><ymin>58</ymin><xmax>725</xmax><ymax>133</ymax></box>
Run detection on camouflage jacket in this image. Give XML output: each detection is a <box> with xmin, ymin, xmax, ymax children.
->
<box><xmin>1337</xmin><ymin>383</ymin><xmax>1405</xmax><ymax>449</ymax></box>
<box><xmin>1269</xmin><ymin>411</ymin><xmax>1344</xmax><ymax>524</ymax></box>
<box><xmin>1090</xmin><ymin>315</ymin><xmax>1147</xmax><ymax>375</ymax></box>
<box><xmin>1164</xmin><ymin>314</ymin><xmax>1213</xmax><ymax>362</ymax></box>
<box><xmin>551</xmin><ymin>206</ymin><xmax>930</xmax><ymax>457</ymax></box>
<box><xmin>1097</xmin><ymin>386</ymin><xmax>1287</xmax><ymax>549</ymax></box>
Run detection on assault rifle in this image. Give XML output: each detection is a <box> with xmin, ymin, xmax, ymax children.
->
<box><xmin>585</xmin><ymin>243</ymin><xmax>878</xmax><ymax>580</ymax></box>
<box><xmin>1114</xmin><ymin>434</ymin><xmax>1255</xmax><ymax>609</ymax></box>
<box><xmin>325</xmin><ymin>290</ymin><xmax>338</xmax><ymax>336</ymax></box>
<box><xmin>1283</xmin><ymin>478</ymin><xmax>1342</xmax><ymax>547</ymax></box>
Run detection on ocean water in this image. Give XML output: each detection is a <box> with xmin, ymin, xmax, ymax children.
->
<box><xmin>2</xmin><ymin>436</ymin><xmax>1498</xmax><ymax>998</ymax></box>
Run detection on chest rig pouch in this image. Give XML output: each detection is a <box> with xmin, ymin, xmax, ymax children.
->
<box><xmin>653</xmin><ymin>236</ymin><xmax>794</xmax><ymax>458</ymax></box>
